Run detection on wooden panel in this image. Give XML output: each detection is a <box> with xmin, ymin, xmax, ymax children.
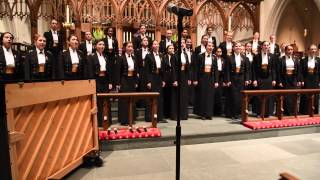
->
<box><xmin>5</xmin><ymin>81</ymin><xmax>98</xmax><ymax>180</ymax></box>
<box><xmin>5</xmin><ymin>80</ymin><xmax>96</xmax><ymax>109</ymax></box>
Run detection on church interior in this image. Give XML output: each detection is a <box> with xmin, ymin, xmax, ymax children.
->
<box><xmin>1</xmin><ymin>0</ymin><xmax>320</xmax><ymax>180</ymax></box>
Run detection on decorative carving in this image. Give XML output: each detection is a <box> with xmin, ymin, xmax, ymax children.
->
<box><xmin>0</xmin><ymin>0</ymin><xmax>30</xmax><ymax>20</ymax></box>
<box><xmin>197</xmin><ymin>1</ymin><xmax>224</xmax><ymax>29</ymax></box>
<box><xmin>0</xmin><ymin>0</ymin><xmax>261</xmax><ymax>43</ymax></box>
<box><xmin>159</xmin><ymin>0</ymin><xmax>190</xmax><ymax>29</ymax></box>
<box><xmin>231</xmin><ymin>4</ymin><xmax>254</xmax><ymax>31</ymax></box>
<box><xmin>37</xmin><ymin>0</ymin><xmax>54</xmax><ymax>19</ymax></box>
<box><xmin>81</xmin><ymin>0</ymin><xmax>115</xmax><ymax>25</ymax></box>
<box><xmin>122</xmin><ymin>0</ymin><xmax>155</xmax><ymax>28</ymax></box>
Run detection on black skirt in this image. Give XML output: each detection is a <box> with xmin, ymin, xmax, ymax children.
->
<box><xmin>194</xmin><ymin>73</ymin><xmax>215</xmax><ymax>118</ymax></box>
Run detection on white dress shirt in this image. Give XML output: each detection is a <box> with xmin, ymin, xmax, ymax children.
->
<box><xmin>107</xmin><ymin>36</ymin><xmax>113</xmax><ymax>49</ymax></box>
<box><xmin>262</xmin><ymin>53</ymin><xmax>268</xmax><ymax>65</ymax></box>
<box><xmin>205</xmin><ymin>52</ymin><xmax>212</xmax><ymax>66</ymax></box>
<box><xmin>208</xmin><ymin>36</ymin><xmax>213</xmax><ymax>43</ymax></box>
<box><xmin>200</xmin><ymin>45</ymin><xmax>206</xmax><ymax>54</ymax></box>
<box><xmin>226</xmin><ymin>42</ymin><xmax>233</xmax><ymax>51</ymax></box>
<box><xmin>97</xmin><ymin>53</ymin><xmax>106</xmax><ymax>71</ymax></box>
<box><xmin>217</xmin><ymin>57</ymin><xmax>222</xmax><ymax>71</ymax></box>
<box><xmin>235</xmin><ymin>53</ymin><xmax>241</xmax><ymax>67</ymax></box>
<box><xmin>154</xmin><ymin>52</ymin><xmax>161</xmax><ymax>68</ymax></box>
<box><xmin>126</xmin><ymin>53</ymin><xmax>134</xmax><ymax>71</ymax></box>
<box><xmin>246</xmin><ymin>52</ymin><xmax>253</xmax><ymax>62</ymax></box>
<box><xmin>252</xmin><ymin>40</ymin><xmax>259</xmax><ymax>50</ymax></box>
<box><xmin>86</xmin><ymin>40</ymin><xmax>93</xmax><ymax>55</ymax></box>
<box><xmin>69</xmin><ymin>48</ymin><xmax>79</xmax><ymax>64</ymax></box>
<box><xmin>142</xmin><ymin>47</ymin><xmax>148</xmax><ymax>59</ymax></box>
<box><xmin>51</xmin><ymin>30</ymin><xmax>59</xmax><ymax>43</ymax></box>
<box><xmin>168</xmin><ymin>55</ymin><xmax>172</xmax><ymax>67</ymax></box>
<box><xmin>270</xmin><ymin>43</ymin><xmax>275</xmax><ymax>54</ymax></box>
<box><xmin>308</xmin><ymin>56</ymin><xmax>315</xmax><ymax>68</ymax></box>
<box><xmin>286</xmin><ymin>56</ymin><xmax>294</xmax><ymax>69</ymax></box>
<box><xmin>36</xmin><ymin>48</ymin><xmax>46</xmax><ymax>64</ymax></box>
<box><xmin>181</xmin><ymin>52</ymin><xmax>187</xmax><ymax>65</ymax></box>
<box><xmin>186</xmin><ymin>48</ymin><xmax>192</xmax><ymax>62</ymax></box>
<box><xmin>3</xmin><ymin>46</ymin><xmax>15</xmax><ymax>66</ymax></box>
<box><xmin>166</xmin><ymin>39</ymin><xmax>172</xmax><ymax>47</ymax></box>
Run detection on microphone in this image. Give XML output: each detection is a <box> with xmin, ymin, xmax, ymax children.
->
<box><xmin>167</xmin><ymin>3</ymin><xmax>193</xmax><ymax>17</ymax></box>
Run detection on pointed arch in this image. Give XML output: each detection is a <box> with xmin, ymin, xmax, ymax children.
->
<box><xmin>229</xmin><ymin>2</ymin><xmax>256</xmax><ymax>31</ymax></box>
<box><xmin>195</xmin><ymin>0</ymin><xmax>227</xmax><ymax>29</ymax></box>
<box><xmin>264</xmin><ymin>0</ymin><xmax>291</xmax><ymax>36</ymax></box>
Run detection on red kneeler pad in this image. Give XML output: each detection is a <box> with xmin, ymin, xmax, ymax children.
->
<box><xmin>243</xmin><ymin>117</ymin><xmax>320</xmax><ymax>130</ymax></box>
<box><xmin>99</xmin><ymin>127</ymin><xmax>161</xmax><ymax>140</ymax></box>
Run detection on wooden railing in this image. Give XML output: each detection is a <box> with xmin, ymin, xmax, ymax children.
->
<box><xmin>241</xmin><ymin>89</ymin><xmax>320</xmax><ymax>122</ymax></box>
<box><xmin>97</xmin><ymin>92</ymin><xmax>159</xmax><ymax>130</ymax></box>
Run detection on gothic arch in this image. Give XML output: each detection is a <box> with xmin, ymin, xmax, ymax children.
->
<box><xmin>264</xmin><ymin>0</ymin><xmax>291</xmax><ymax>37</ymax></box>
<box><xmin>195</xmin><ymin>0</ymin><xmax>227</xmax><ymax>29</ymax></box>
<box><xmin>229</xmin><ymin>2</ymin><xmax>256</xmax><ymax>31</ymax></box>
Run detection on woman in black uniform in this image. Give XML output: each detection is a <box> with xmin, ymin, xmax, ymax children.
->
<box><xmin>163</xmin><ymin>44</ymin><xmax>177</xmax><ymax>119</ymax></box>
<box><xmin>116</xmin><ymin>42</ymin><xmax>138</xmax><ymax>125</ymax></box>
<box><xmin>57</xmin><ymin>34</ymin><xmax>86</xmax><ymax>80</ymax></box>
<box><xmin>172</xmin><ymin>39</ymin><xmax>192</xmax><ymax>120</ymax></box>
<box><xmin>225</xmin><ymin>42</ymin><xmax>250</xmax><ymax>119</ymax></box>
<box><xmin>278</xmin><ymin>45</ymin><xmax>302</xmax><ymax>116</ymax></box>
<box><xmin>213</xmin><ymin>47</ymin><xmax>226</xmax><ymax>116</ymax></box>
<box><xmin>24</xmin><ymin>35</ymin><xmax>53</xmax><ymax>81</ymax></box>
<box><xmin>300</xmin><ymin>44</ymin><xmax>320</xmax><ymax>114</ymax></box>
<box><xmin>145</xmin><ymin>40</ymin><xmax>166</xmax><ymax>123</ymax></box>
<box><xmin>252</xmin><ymin>41</ymin><xmax>277</xmax><ymax>117</ymax></box>
<box><xmin>194</xmin><ymin>42</ymin><xmax>218</xmax><ymax>119</ymax></box>
<box><xmin>88</xmin><ymin>39</ymin><xmax>113</xmax><ymax>127</ymax></box>
<box><xmin>0</xmin><ymin>32</ymin><xmax>22</xmax><ymax>82</ymax></box>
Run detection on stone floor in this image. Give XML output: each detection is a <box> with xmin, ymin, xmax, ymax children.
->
<box><xmin>66</xmin><ymin>133</ymin><xmax>320</xmax><ymax>180</ymax></box>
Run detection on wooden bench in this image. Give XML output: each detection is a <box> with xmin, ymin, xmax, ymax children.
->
<box><xmin>98</xmin><ymin>92</ymin><xmax>160</xmax><ymax>130</ymax></box>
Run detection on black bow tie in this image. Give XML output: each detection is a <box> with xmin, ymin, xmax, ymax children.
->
<box><xmin>39</xmin><ymin>51</ymin><xmax>44</xmax><ymax>54</ymax></box>
<box><xmin>207</xmin><ymin>55</ymin><xmax>211</xmax><ymax>58</ymax></box>
<box><xmin>155</xmin><ymin>53</ymin><xmax>159</xmax><ymax>56</ymax></box>
<box><xmin>128</xmin><ymin>54</ymin><xmax>131</xmax><ymax>57</ymax></box>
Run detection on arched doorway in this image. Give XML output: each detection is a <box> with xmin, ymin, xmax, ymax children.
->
<box><xmin>276</xmin><ymin>0</ymin><xmax>320</xmax><ymax>51</ymax></box>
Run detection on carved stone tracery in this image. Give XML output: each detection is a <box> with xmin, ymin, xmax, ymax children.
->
<box><xmin>1</xmin><ymin>0</ymin><xmax>261</xmax><ymax>45</ymax></box>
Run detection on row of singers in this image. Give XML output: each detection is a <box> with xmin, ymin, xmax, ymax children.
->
<box><xmin>1</xmin><ymin>32</ymin><xmax>320</xmax><ymax>126</ymax></box>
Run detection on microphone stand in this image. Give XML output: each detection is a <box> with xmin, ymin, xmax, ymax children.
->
<box><xmin>175</xmin><ymin>15</ymin><xmax>183</xmax><ymax>180</ymax></box>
